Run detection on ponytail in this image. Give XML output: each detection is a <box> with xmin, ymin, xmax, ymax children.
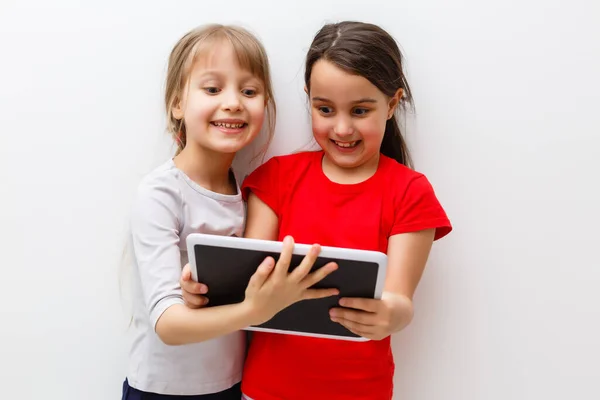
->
<box><xmin>380</xmin><ymin>114</ymin><xmax>413</xmax><ymax>169</ymax></box>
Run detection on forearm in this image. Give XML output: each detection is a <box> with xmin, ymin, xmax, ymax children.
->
<box><xmin>383</xmin><ymin>291</ymin><xmax>415</xmax><ymax>334</ymax></box>
<box><xmin>155</xmin><ymin>301</ymin><xmax>256</xmax><ymax>345</ymax></box>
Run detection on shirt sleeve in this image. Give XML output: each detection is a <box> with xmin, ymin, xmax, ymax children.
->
<box><xmin>241</xmin><ymin>156</ymin><xmax>281</xmax><ymax>216</ymax></box>
<box><xmin>391</xmin><ymin>174</ymin><xmax>452</xmax><ymax>240</ymax></box>
<box><xmin>130</xmin><ymin>180</ymin><xmax>185</xmax><ymax>330</ymax></box>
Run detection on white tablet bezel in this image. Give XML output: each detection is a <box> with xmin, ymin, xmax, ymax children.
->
<box><xmin>186</xmin><ymin>233</ymin><xmax>388</xmax><ymax>341</ymax></box>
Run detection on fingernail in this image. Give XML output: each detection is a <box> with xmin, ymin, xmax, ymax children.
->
<box><xmin>199</xmin><ymin>285</ymin><xmax>208</xmax><ymax>294</ymax></box>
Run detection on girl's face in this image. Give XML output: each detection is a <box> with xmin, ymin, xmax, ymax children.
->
<box><xmin>308</xmin><ymin>60</ymin><xmax>400</xmax><ymax>173</ymax></box>
<box><xmin>173</xmin><ymin>41</ymin><xmax>266</xmax><ymax>155</ymax></box>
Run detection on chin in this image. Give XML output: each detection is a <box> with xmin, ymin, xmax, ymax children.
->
<box><xmin>213</xmin><ymin>144</ymin><xmax>246</xmax><ymax>154</ymax></box>
<box><xmin>214</xmin><ymin>136</ymin><xmax>256</xmax><ymax>154</ymax></box>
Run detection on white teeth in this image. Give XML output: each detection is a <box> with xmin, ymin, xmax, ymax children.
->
<box><xmin>213</xmin><ymin>122</ymin><xmax>245</xmax><ymax>128</ymax></box>
<box><xmin>334</xmin><ymin>140</ymin><xmax>358</xmax><ymax>148</ymax></box>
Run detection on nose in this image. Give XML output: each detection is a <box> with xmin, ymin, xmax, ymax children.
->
<box><xmin>221</xmin><ymin>89</ymin><xmax>243</xmax><ymax>112</ymax></box>
<box><xmin>333</xmin><ymin>116</ymin><xmax>354</xmax><ymax>137</ymax></box>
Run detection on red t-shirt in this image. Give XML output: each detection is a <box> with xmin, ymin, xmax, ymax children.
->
<box><xmin>240</xmin><ymin>151</ymin><xmax>452</xmax><ymax>400</ymax></box>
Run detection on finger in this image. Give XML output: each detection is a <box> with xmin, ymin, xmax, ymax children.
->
<box><xmin>181</xmin><ymin>264</ymin><xmax>192</xmax><ymax>281</ymax></box>
<box><xmin>183</xmin><ymin>293</ymin><xmax>209</xmax><ymax>308</ymax></box>
<box><xmin>338</xmin><ymin>297</ymin><xmax>380</xmax><ymax>312</ymax></box>
<box><xmin>181</xmin><ymin>275</ymin><xmax>208</xmax><ymax>295</ymax></box>
<box><xmin>329</xmin><ymin>307</ymin><xmax>376</xmax><ymax>325</ymax></box>
<box><xmin>331</xmin><ymin>317</ymin><xmax>373</xmax><ymax>337</ymax></box>
<box><xmin>273</xmin><ymin>236</ymin><xmax>294</xmax><ymax>278</ymax></box>
<box><xmin>180</xmin><ymin>264</ymin><xmax>209</xmax><ymax>295</ymax></box>
<box><xmin>290</xmin><ymin>244</ymin><xmax>321</xmax><ymax>282</ymax></box>
<box><xmin>247</xmin><ymin>256</ymin><xmax>275</xmax><ymax>291</ymax></box>
<box><xmin>301</xmin><ymin>261</ymin><xmax>337</xmax><ymax>288</ymax></box>
<box><xmin>302</xmin><ymin>288</ymin><xmax>339</xmax><ymax>300</ymax></box>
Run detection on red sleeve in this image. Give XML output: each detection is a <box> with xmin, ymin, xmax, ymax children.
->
<box><xmin>241</xmin><ymin>156</ymin><xmax>280</xmax><ymax>216</ymax></box>
<box><xmin>391</xmin><ymin>174</ymin><xmax>452</xmax><ymax>240</ymax></box>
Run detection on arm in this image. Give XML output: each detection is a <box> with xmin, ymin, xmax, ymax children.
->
<box><xmin>384</xmin><ymin>229</ymin><xmax>435</xmax><ymax>299</ymax></box>
<box><xmin>329</xmin><ymin>229</ymin><xmax>435</xmax><ymax>339</ymax></box>
<box><xmin>130</xmin><ymin>183</ymin><xmax>261</xmax><ymax>345</ymax></box>
<box><xmin>160</xmin><ymin>193</ymin><xmax>280</xmax><ymax>345</ymax></box>
<box><xmin>159</xmin><ymin>237</ymin><xmax>338</xmax><ymax>345</ymax></box>
<box><xmin>330</xmin><ymin>173</ymin><xmax>451</xmax><ymax>339</ymax></box>
<box><xmin>244</xmin><ymin>192</ymin><xmax>279</xmax><ymax>240</ymax></box>
<box><xmin>156</xmin><ymin>295</ymin><xmax>262</xmax><ymax>345</ymax></box>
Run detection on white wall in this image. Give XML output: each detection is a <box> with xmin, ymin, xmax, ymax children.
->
<box><xmin>1</xmin><ymin>0</ymin><xmax>599</xmax><ymax>399</ymax></box>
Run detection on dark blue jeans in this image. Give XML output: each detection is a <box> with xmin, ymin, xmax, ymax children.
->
<box><xmin>122</xmin><ymin>379</ymin><xmax>241</xmax><ymax>400</ymax></box>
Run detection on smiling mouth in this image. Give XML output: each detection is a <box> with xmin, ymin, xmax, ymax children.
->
<box><xmin>211</xmin><ymin>121</ymin><xmax>247</xmax><ymax>129</ymax></box>
<box><xmin>331</xmin><ymin>139</ymin><xmax>360</xmax><ymax>148</ymax></box>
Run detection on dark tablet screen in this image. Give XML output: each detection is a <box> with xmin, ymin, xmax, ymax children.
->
<box><xmin>193</xmin><ymin>244</ymin><xmax>380</xmax><ymax>339</ymax></box>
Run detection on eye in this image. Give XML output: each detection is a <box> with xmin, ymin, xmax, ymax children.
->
<box><xmin>317</xmin><ymin>106</ymin><xmax>333</xmax><ymax>115</ymax></box>
<box><xmin>352</xmin><ymin>107</ymin><xmax>370</xmax><ymax>116</ymax></box>
<box><xmin>242</xmin><ymin>88</ymin><xmax>257</xmax><ymax>97</ymax></box>
<box><xmin>203</xmin><ymin>87</ymin><xmax>221</xmax><ymax>94</ymax></box>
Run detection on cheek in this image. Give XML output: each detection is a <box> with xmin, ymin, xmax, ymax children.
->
<box><xmin>185</xmin><ymin>93</ymin><xmax>214</xmax><ymax>121</ymax></box>
<box><xmin>356</xmin><ymin>116</ymin><xmax>387</xmax><ymax>142</ymax></box>
<box><xmin>311</xmin><ymin>114</ymin><xmax>331</xmax><ymax>141</ymax></box>
<box><xmin>247</xmin><ymin>97</ymin><xmax>266</xmax><ymax>122</ymax></box>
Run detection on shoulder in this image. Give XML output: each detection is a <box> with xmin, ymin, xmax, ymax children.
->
<box><xmin>379</xmin><ymin>155</ymin><xmax>445</xmax><ymax>209</ymax></box>
<box><xmin>275</xmin><ymin>150</ymin><xmax>320</xmax><ymax>164</ymax></box>
<box><xmin>379</xmin><ymin>154</ymin><xmax>427</xmax><ymax>191</ymax></box>
<box><xmin>380</xmin><ymin>155</ymin><xmax>452</xmax><ymax>240</ymax></box>
<box><xmin>136</xmin><ymin>160</ymin><xmax>181</xmax><ymax>195</ymax></box>
<box><xmin>241</xmin><ymin>151</ymin><xmax>320</xmax><ymax>205</ymax></box>
<box><xmin>132</xmin><ymin>160</ymin><xmax>183</xmax><ymax>219</ymax></box>
<box><xmin>263</xmin><ymin>151</ymin><xmax>319</xmax><ymax>171</ymax></box>
<box><xmin>245</xmin><ymin>151</ymin><xmax>319</xmax><ymax>182</ymax></box>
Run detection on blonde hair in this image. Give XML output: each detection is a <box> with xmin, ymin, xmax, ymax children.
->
<box><xmin>165</xmin><ymin>24</ymin><xmax>276</xmax><ymax>155</ymax></box>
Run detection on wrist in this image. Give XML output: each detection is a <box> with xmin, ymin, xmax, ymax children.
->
<box><xmin>383</xmin><ymin>292</ymin><xmax>414</xmax><ymax>332</ymax></box>
<box><xmin>240</xmin><ymin>298</ymin><xmax>263</xmax><ymax>326</ymax></box>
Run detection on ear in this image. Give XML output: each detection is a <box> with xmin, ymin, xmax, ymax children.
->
<box><xmin>304</xmin><ymin>85</ymin><xmax>309</xmax><ymax>95</ymax></box>
<box><xmin>387</xmin><ymin>88</ymin><xmax>404</xmax><ymax>119</ymax></box>
<box><xmin>172</xmin><ymin>96</ymin><xmax>184</xmax><ymax>120</ymax></box>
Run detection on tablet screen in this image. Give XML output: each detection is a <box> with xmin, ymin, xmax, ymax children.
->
<box><xmin>193</xmin><ymin>244</ymin><xmax>380</xmax><ymax>338</ymax></box>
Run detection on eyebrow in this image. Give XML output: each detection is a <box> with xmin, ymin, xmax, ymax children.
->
<box><xmin>195</xmin><ymin>70</ymin><xmax>261</xmax><ymax>83</ymax></box>
<box><xmin>194</xmin><ymin>71</ymin><xmax>221</xmax><ymax>80</ymax></box>
<box><xmin>311</xmin><ymin>96</ymin><xmax>378</xmax><ymax>104</ymax></box>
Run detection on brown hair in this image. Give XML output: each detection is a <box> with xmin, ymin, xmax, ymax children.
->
<box><xmin>165</xmin><ymin>24</ymin><xmax>276</xmax><ymax>155</ymax></box>
<box><xmin>304</xmin><ymin>21</ymin><xmax>414</xmax><ymax>168</ymax></box>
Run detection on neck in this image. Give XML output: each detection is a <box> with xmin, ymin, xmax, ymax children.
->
<box><xmin>174</xmin><ymin>143</ymin><xmax>236</xmax><ymax>195</ymax></box>
<box><xmin>322</xmin><ymin>152</ymin><xmax>380</xmax><ymax>185</ymax></box>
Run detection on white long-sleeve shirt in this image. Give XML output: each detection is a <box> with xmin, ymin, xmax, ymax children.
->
<box><xmin>125</xmin><ymin>159</ymin><xmax>246</xmax><ymax>395</ymax></box>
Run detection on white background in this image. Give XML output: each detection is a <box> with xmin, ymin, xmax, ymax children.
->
<box><xmin>1</xmin><ymin>0</ymin><xmax>599</xmax><ymax>399</ymax></box>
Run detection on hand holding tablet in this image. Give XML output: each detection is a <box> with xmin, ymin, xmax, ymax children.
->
<box><xmin>240</xmin><ymin>236</ymin><xmax>340</xmax><ymax>326</ymax></box>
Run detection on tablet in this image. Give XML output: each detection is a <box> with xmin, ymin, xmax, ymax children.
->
<box><xmin>186</xmin><ymin>233</ymin><xmax>387</xmax><ymax>341</ymax></box>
